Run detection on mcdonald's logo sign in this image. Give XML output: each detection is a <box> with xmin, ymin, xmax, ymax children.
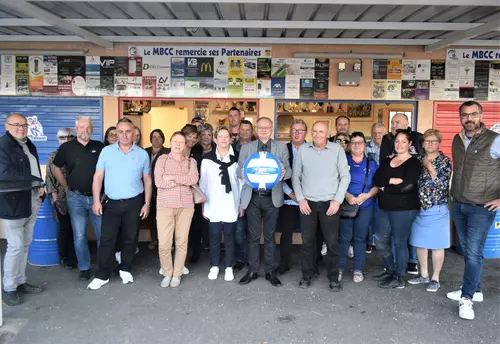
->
<box><xmin>200</xmin><ymin>62</ymin><xmax>212</xmax><ymax>73</ymax></box>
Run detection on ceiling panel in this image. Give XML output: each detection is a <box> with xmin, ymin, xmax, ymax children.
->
<box><xmin>405</xmin><ymin>6</ymin><xmax>447</xmax><ymax>22</ymax></box>
<box><xmin>381</xmin><ymin>5</ymin><xmax>423</xmax><ymax>22</ymax></box>
<box><xmin>6</xmin><ymin>26</ymin><xmax>46</xmax><ymax>35</ymax></box>
<box><xmin>339</xmin><ymin>29</ymin><xmax>364</xmax><ymax>38</ymax></box>
<box><xmin>165</xmin><ymin>3</ymin><xmax>196</xmax><ymax>20</ymax></box>
<box><xmin>0</xmin><ymin>27</ymin><xmax>27</xmax><ymax>35</ymax></box>
<box><xmin>291</xmin><ymin>4</ymin><xmax>317</xmax><ymax>21</ymax></box>
<box><xmin>475</xmin><ymin>11</ymin><xmax>500</xmax><ymax>23</ymax></box>
<box><xmin>227</xmin><ymin>28</ymin><xmax>244</xmax><ymax>37</ymax></box>
<box><xmin>85</xmin><ymin>2</ymin><xmax>126</xmax><ymax>19</ymax></box>
<box><xmin>473</xmin><ymin>31</ymin><xmax>500</xmax><ymax>40</ymax></box>
<box><xmin>396</xmin><ymin>30</ymin><xmax>424</xmax><ymax>39</ymax></box>
<box><xmin>127</xmin><ymin>27</ymin><xmax>154</xmax><ymax>36</ymax></box>
<box><xmin>322</xmin><ymin>29</ymin><xmax>344</xmax><ymax>38</ymax></box>
<box><xmin>427</xmin><ymin>6</ymin><xmax>473</xmax><ymax>22</ymax></box>
<box><xmin>268</xmin><ymin>4</ymin><xmax>292</xmax><ymax>20</ymax></box>
<box><xmin>107</xmin><ymin>27</ymin><xmax>135</xmax><ymax>36</ymax></box>
<box><xmin>206</xmin><ymin>28</ymin><xmax>225</xmax><ymax>37</ymax></box>
<box><xmin>168</xmin><ymin>28</ymin><xmax>189</xmax><ymax>36</ymax></box>
<box><xmin>244</xmin><ymin>3</ymin><xmax>265</xmax><ymax>20</ymax></box>
<box><xmin>146</xmin><ymin>27</ymin><xmax>172</xmax><ymax>36</ymax></box>
<box><xmin>414</xmin><ymin>31</ymin><xmax>446</xmax><ymax>39</ymax></box>
<box><xmin>0</xmin><ymin>4</ymin><xmax>29</xmax><ymax>18</ymax></box>
<box><xmin>190</xmin><ymin>3</ymin><xmax>218</xmax><ymax>20</ymax></box>
<box><xmin>34</xmin><ymin>2</ymin><xmax>85</xmax><ymax>19</ymax></box>
<box><xmin>335</xmin><ymin>5</ymin><xmax>371</xmax><ymax>21</ymax></box>
<box><xmin>137</xmin><ymin>3</ymin><xmax>175</xmax><ymax>19</ymax></box>
<box><xmin>358</xmin><ymin>30</ymin><xmax>385</xmax><ymax>38</ymax></box>
<box><xmin>357</xmin><ymin>5</ymin><xmax>396</xmax><ymax>21</ymax></box>
<box><xmin>63</xmin><ymin>2</ymin><xmax>108</xmax><ymax>19</ymax></box>
<box><xmin>217</xmin><ymin>3</ymin><xmax>240</xmax><ymax>20</ymax></box>
<box><xmin>285</xmin><ymin>29</ymin><xmax>303</xmax><ymax>38</ymax></box>
<box><xmin>303</xmin><ymin>29</ymin><xmax>324</xmax><ymax>38</ymax></box>
<box><xmin>451</xmin><ymin>6</ymin><xmax>498</xmax><ymax>22</ymax></box>
<box><xmin>266</xmin><ymin>28</ymin><xmax>283</xmax><ymax>37</ymax></box>
<box><xmin>314</xmin><ymin>5</ymin><xmax>343</xmax><ymax>21</ymax></box>
<box><xmin>113</xmin><ymin>3</ymin><xmax>153</xmax><ymax>19</ymax></box>
<box><xmin>378</xmin><ymin>30</ymin><xmax>405</xmax><ymax>38</ymax></box>
<box><xmin>86</xmin><ymin>27</ymin><xmax>117</xmax><ymax>36</ymax></box>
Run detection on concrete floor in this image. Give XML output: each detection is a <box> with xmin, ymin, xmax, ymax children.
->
<box><xmin>0</xmin><ymin>243</ymin><xmax>499</xmax><ymax>344</ymax></box>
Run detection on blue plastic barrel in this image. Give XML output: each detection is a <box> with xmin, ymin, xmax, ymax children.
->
<box><xmin>28</xmin><ymin>197</ymin><xmax>60</xmax><ymax>266</ymax></box>
<box><xmin>484</xmin><ymin>211</ymin><xmax>500</xmax><ymax>259</ymax></box>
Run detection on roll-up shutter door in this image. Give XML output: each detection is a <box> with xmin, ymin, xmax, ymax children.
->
<box><xmin>0</xmin><ymin>97</ymin><xmax>103</xmax><ymax>164</ymax></box>
<box><xmin>433</xmin><ymin>101</ymin><xmax>500</xmax><ymax>159</ymax></box>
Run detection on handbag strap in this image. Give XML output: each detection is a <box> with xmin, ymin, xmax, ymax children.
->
<box><xmin>361</xmin><ymin>158</ymin><xmax>370</xmax><ymax>193</ymax></box>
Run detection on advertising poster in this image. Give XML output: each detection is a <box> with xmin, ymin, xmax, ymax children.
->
<box><xmin>214</xmin><ymin>78</ymin><xmax>228</xmax><ymax>98</ymax></box>
<box><xmin>114</xmin><ymin>57</ymin><xmax>128</xmax><ymax>76</ymax></box>
<box><xmin>271</xmin><ymin>78</ymin><xmax>285</xmax><ymax>97</ymax></box>
<box><xmin>300</xmin><ymin>59</ymin><xmax>315</xmax><ymax>79</ymax></box>
<box><xmin>170</xmin><ymin>57</ymin><xmax>184</xmax><ymax>78</ymax></box>
<box><xmin>228</xmin><ymin>58</ymin><xmax>243</xmax><ymax>78</ymax></box>
<box><xmin>271</xmin><ymin>58</ymin><xmax>286</xmax><ymax>78</ymax></box>
<box><xmin>446</xmin><ymin>60</ymin><xmax>459</xmax><ymax>80</ymax></box>
<box><xmin>285</xmin><ymin>75</ymin><xmax>300</xmax><ymax>99</ymax></box>
<box><xmin>314</xmin><ymin>58</ymin><xmax>329</xmax><ymax>81</ymax></box>
<box><xmin>313</xmin><ymin>79</ymin><xmax>328</xmax><ymax>99</ymax></box>
<box><xmin>42</xmin><ymin>56</ymin><xmax>57</xmax><ymax>94</ymax></box>
<box><xmin>114</xmin><ymin>76</ymin><xmax>128</xmax><ymax>96</ymax></box>
<box><xmin>430</xmin><ymin>60</ymin><xmax>445</xmax><ymax>80</ymax></box>
<box><xmin>300</xmin><ymin>79</ymin><xmax>314</xmax><ymax>99</ymax></box>
<box><xmin>1</xmin><ymin>55</ymin><xmax>15</xmax><ymax>95</ymax></box>
<box><xmin>171</xmin><ymin>77</ymin><xmax>185</xmax><ymax>97</ymax></box>
<box><xmin>415</xmin><ymin>81</ymin><xmax>430</xmax><ymax>100</ymax></box>
<box><xmin>157</xmin><ymin>74</ymin><xmax>170</xmax><ymax>97</ymax></box>
<box><xmin>444</xmin><ymin>80</ymin><xmax>459</xmax><ymax>100</ymax></box>
<box><xmin>71</xmin><ymin>76</ymin><xmax>86</xmax><ymax>96</ymax></box>
<box><xmin>386</xmin><ymin>80</ymin><xmax>401</xmax><ymax>100</ymax></box>
<box><xmin>100</xmin><ymin>56</ymin><xmax>115</xmax><ymax>96</ymax></box>
<box><xmin>228</xmin><ymin>76</ymin><xmax>243</xmax><ymax>98</ymax></box>
<box><xmin>16</xmin><ymin>56</ymin><xmax>29</xmax><ymax>95</ymax></box>
<box><xmin>243</xmin><ymin>58</ymin><xmax>257</xmax><ymax>78</ymax></box>
<box><xmin>257</xmin><ymin>79</ymin><xmax>271</xmax><ymax>97</ymax></box>
<box><xmin>185</xmin><ymin>78</ymin><xmax>201</xmax><ymax>97</ymax></box>
<box><xmin>372</xmin><ymin>60</ymin><xmax>388</xmax><ymax>80</ymax></box>
<box><xmin>415</xmin><ymin>60</ymin><xmax>431</xmax><ymax>80</ymax></box>
<box><xmin>257</xmin><ymin>58</ymin><xmax>271</xmax><ymax>79</ymax></box>
<box><xmin>459</xmin><ymin>60</ymin><xmax>475</xmax><ymax>87</ymax></box>
<box><xmin>285</xmin><ymin>59</ymin><xmax>301</xmax><ymax>77</ymax></box>
<box><xmin>142</xmin><ymin>76</ymin><xmax>156</xmax><ymax>97</ymax></box>
<box><xmin>430</xmin><ymin>80</ymin><xmax>445</xmax><ymax>100</ymax></box>
<box><xmin>198</xmin><ymin>58</ymin><xmax>214</xmax><ymax>78</ymax></box>
<box><xmin>387</xmin><ymin>60</ymin><xmax>402</xmax><ymax>80</ymax></box>
<box><xmin>29</xmin><ymin>56</ymin><xmax>44</xmax><ymax>93</ymax></box>
<box><xmin>402</xmin><ymin>60</ymin><xmax>416</xmax><ymax>80</ymax></box>
<box><xmin>128</xmin><ymin>57</ymin><xmax>142</xmax><ymax>76</ymax></box>
<box><xmin>401</xmin><ymin>80</ymin><xmax>416</xmax><ymax>100</ymax></box>
<box><xmin>489</xmin><ymin>61</ymin><xmax>500</xmax><ymax>100</ymax></box>
<box><xmin>142</xmin><ymin>55</ymin><xmax>171</xmax><ymax>97</ymax></box>
<box><xmin>243</xmin><ymin>78</ymin><xmax>257</xmax><ymax>97</ymax></box>
<box><xmin>85</xmin><ymin>56</ymin><xmax>100</xmax><ymax>96</ymax></box>
<box><xmin>473</xmin><ymin>60</ymin><xmax>489</xmax><ymax>100</ymax></box>
<box><xmin>199</xmin><ymin>78</ymin><xmax>214</xmax><ymax>97</ymax></box>
<box><xmin>372</xmin><ymin>80</ymin><xmax>386</xmax><ymax>99</ymax></box>
<box><xmin>127</xmin><ymin>77</ymin><xmax>142</xmax><ymax>97</ymax></box>
<box><xmin>57</xmin><ymin>56</ymin><xmax>73</xmax><ymax>96</ymax></box>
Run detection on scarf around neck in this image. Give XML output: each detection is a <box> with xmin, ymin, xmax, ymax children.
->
<box><xmin>206</xmin><ymin>149</ymin><xmax>238</xmax><ymax>193</ymax></box>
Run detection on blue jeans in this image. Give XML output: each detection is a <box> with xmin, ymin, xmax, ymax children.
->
<box><xmin>392</xmin><ymin>240</ymin><xmax>418</xmax><ymax>264</ymax></box>
<box><xmin>209</xmin><ymin>221</ymin><xmax>235</xmax><ymax>268</ymax></box>
<box><xmin>375</xmin><ymin>209</ymin><xmax>418</xmax><ymax>277</ymax></box>
<box><xmin>66</xmin><ymin>190</ymin><xmax>102</xmax><ymax>271</ymax></box>
<box><xmin>234</xmin><ymin>215</ymin><xmax>247</xmax><ymax>263</ymax></box>
<box><xmin>339</xmin><ymin>207</ymin><xmax>373</xmax><ymax>272</ymax></box>
<box><xmin>452</xmin><ymin>201</ymin><xmax>496</xmax><ymax>300</ymax></box>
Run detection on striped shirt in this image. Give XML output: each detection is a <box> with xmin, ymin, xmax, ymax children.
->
<box><xmin>154</xmin><ymin>153</ymin><xmax>199</xmax><ymax>208</ymax></box>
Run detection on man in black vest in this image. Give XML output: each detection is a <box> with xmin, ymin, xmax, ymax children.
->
<box><xmin>447</xmin><ymin>101</ymin><xmax>500</xmax><ymax>321</ymax></box>
<box><xmin>275</xmin><ymin>119</ymin><xmax>307</xmax><ymax>275</ymax></box>
<box><xmin>0</xmin><ymin>113</ymin><xmax>45</xmax><ymax>306</ymax></box>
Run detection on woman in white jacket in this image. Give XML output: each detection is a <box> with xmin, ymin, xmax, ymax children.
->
<box><xmin>199</xmin><ymin>126</ymin><xmax>243</xmax><ymax>282</ymax></box>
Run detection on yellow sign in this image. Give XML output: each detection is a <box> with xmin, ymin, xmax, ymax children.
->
<box><xmin>200</xmin><ymin>62</ymin><xmax>212</xmax><ymax>73</ymax></box>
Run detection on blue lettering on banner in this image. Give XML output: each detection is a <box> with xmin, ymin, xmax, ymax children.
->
<box><xmin>152</xmin><ymin>47</ymin><xmax>174</xmax><ymax>56</ymax></box>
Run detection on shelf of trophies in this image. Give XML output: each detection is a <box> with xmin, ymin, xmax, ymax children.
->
<box><xmin>277</xmin><ymin>102</ymin><xmax>350</xmax><ymax>116</ymax></box>
<box><xmin>195</xmin><ymin>100</ymin><xmax>258</xmax><ymax>128</ymax></box>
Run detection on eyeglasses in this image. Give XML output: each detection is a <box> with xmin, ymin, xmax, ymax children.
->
<box><xmin>336</xmin><ymin>139</ymin><xmax>349</xmax><ymax>144</ymax></box>
<box><xmin>257</xmin><ymin>126</ymin><xmax>272</xmax><ymax>131</ymax></box>
<box><xmin>7</xmin><ymin>122</ymin><xmax>28</xmax><ymax>129</ymax></box>
<box><xmin>58</xmin><ymin>135</ymin><xmax>75</xmax><ymax>140</ymax></box>
<box><xmin>107</xmin><ymin>133</ymin><xmax>117</xmax><ymax>138</ymax></box>
<box><xmin>460</xmin><ymin>112</ymin><xmax>480</xmax><ymax>118</ymax></box>
<box><xmin>350</xmin><ymin>141</ymin><xmax>365</xmax><ymax>146</ymax></box>
<box><xmin>231</xmin><ymin>133</ymin><xmax>239</xmax><ymax>137</ymax></box>
<box><xmin>423</xmin><ymin>140</ymin><xmax>440</xmax><ymax>144</ymax></box>
<box><xmin>291</xmin><ymin>129</ymin><xmax>306</xmax><ymax>134</ymax></box>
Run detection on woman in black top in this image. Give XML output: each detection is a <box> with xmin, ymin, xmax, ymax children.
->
<box><xmin>372</xmin><ymin>130</ymin><xmax>421</xmax><ymax>289</ymax></box>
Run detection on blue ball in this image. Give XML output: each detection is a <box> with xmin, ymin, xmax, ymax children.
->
<box><xmin>243</xmin><ymin>152</ymin><xmax>282</xmax><ymax>190</ymax></box>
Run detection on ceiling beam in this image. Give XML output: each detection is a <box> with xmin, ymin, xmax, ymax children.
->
<box><xmin>27</xmin><ymin>0</ymin><xmax>500</xmax><ymax>6</ymax></box>
<box><xmin>0</xmin><ymin>0</ymin><xmax>113</xmax><ymax>48</ymax></box>
<box><xmin>0</xmin><ymin>35</ymin><xmax>498</xmax><ymax>47</ymax></box>
<box><xmin>0</xmin><ymin>18</ymin><xmax>498</xmax><ymax>32</ymax></box>
<box><xmin>426</xmin><ymin>16</ymin><xmax>500</xmax><ymax>52</ymax></box>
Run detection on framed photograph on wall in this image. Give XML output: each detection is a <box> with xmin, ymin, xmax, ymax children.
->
<box><xmin>346</xmin><ymin>103</ymin><xmax>373</xmax><ymax>121</ymax></box>
<box><xmin>313</xmin><ymin>117</ymin><xmax>334</xmax><ymax>133</ymax></box>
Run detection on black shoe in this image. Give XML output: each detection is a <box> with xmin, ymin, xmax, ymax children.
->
<box><xmin>299</xmin><ymin>276</ymin><xmax>312</xmax><ymax>289</ymax></box>
<box><xmin>365</xmin><ymin>244</ymin><xmax>373</xmax><ymax>254</ymax></box>
<box><xmin>379</xmin><ymin>276</ymin><xmax>405</xmax><ymax>289</ymax></box>
<box><xmin>265</xmin><ymin>273</ymin><xmax>282</xmax><ymax>287</ymax></box>
<box><xmin>407</xmin><ymin>263</ymin><xmax>418</xmax><ymax>275</ymax></box>
<box><xmin>313</xmin><ymin>266</ymin><xmax>320</xmax><ymax>277</ymax></box>
<box><xmin>329</xmin><ymin>280</ymin><xmax>343</xmax><ymax>292</ymax></box>
<box><xmin>239</xmin><ymin>271</ymin><xmax>258</xmax><ymax>285</ymax></box>
<box><xmin>17</xmin><ymin>283</ymin><xmax>43</xmax><ymax>294</ymax></box>
<box><xmin>60</xmin><ymin>259</ymin><xmax>75</xmax><ymax>270</ymax></box>
<box><xmin>275</xmin><ymin>265</ymin><xmax>291</xmax><ymax>276</ymax></box>
<box><xmin>3</xmin><ymin>290</ymin><xmax>21</xmax><ymax>306</ymax></box>
<box><xmin>79</xmin><ymin>270</ymin><xmax>91</xmax><ymax>281</ymax></box>
<box><xmin>189</xmin><ymin>252</ymin><xmax>200</xmax><ymax>264</ymax></box>
<box><xmin>372</xmin><ymin>270</ymin><xmax>394</xmax><ymax>281</ymax></box>
<box><xmin>233</xmin><ymin>261</ymin><xmax>246</xmax><ymax>272</ymax></box>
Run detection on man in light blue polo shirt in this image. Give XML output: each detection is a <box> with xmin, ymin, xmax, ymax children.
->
<box><xmin>87</xmin><ymin>118</ymin><xmax>152</xmax><ymax>290</ymax></box>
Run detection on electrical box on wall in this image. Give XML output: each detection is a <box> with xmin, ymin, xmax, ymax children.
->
<box><xmin>338</xmin><ymin>71</ymin><xmax>361</xmax><ymax>86</ymax></box>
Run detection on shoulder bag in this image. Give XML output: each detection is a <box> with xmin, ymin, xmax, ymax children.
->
<box><xmin>188</xmin><ymin>157</ymin><xmax>207</xmax><ymax>204</ymax></box>
<box><xmin>339</xmin><ymin>159</ymin><xmax>370</xmax><ymax>218</ymax></box>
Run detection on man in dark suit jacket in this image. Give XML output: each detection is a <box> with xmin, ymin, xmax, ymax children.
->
<box><xmin>275</xmin><ymin>119</ymin><xmax>307</xmax><ymax>275</ymax></box>
<box><xmin>0</xmin><ymin>113</ymin><xmax>45</xmax><ymax>306</ymax></box>
<box><xmin>379</xmin><ymin>113</ymin><xmax>423</xmax><ymax>163</ymax></box>
<box><xmin>237</xmin><ymin>117</ymin><xmax>291</xmax><ymax>287</ymax></box>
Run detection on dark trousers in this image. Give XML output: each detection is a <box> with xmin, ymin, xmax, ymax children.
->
<box><xmin>188</xmin><ymin>203</ymin><xmax>205</xmax><ymax>259</ymax></box>
<box><xmin>95</xmin><ymin>194</ymin><xmax>143</xmax><ymax>280</ymax></box>
<box><xmin>300</xmin><ymin>200</ymin><xmax>340</xmax><ymax>281</ymax></box>
<box><xmin>57</xmin><ymin>209</ymin><xmax>76</xmax><ymax>265</ymax></box>
<box><xmin>209</xmin><ymin>221</ymin><xmax>236</xmax><ymax>268</ymax></box>
<box><xmin>235</xmin><ymin>215</ymin><xmax>248</xmax><ymax>263</ymax></box>
<box><xmin>374</xmin><ymin>209</ymin><xmax>418</xmax><ymax>277</ymax></box>
<box><xmin>246</xmin><ymin>194</ymin><xmax>279</xmax><ymax>274</ymax></box>
<box><xmin>278</xmin><ymin>205</ymin><xmax>300</xmax><ymax>267</ymax></box>
<box><xmin>149</xmin><ymin>194</ymin><xmax>158</xmax><ymax>243</ymax></box>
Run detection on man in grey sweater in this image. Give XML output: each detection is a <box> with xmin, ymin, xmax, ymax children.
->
<box><xmin>292</xmin><ymin>121</ymin><xmax>350</xmax><ymax>292</ymax></box>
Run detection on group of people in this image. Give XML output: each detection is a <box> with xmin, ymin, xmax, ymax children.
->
<box><xmin>0</xmin><ymin>101</ymin><xmax>498</xmax><ymax>322</ymax></box>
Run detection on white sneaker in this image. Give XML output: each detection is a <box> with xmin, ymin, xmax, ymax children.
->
<box><xmin>183</xmin><ymin>266</ymin><xmax>190</xmax><ymax>275</ymax></box>
<box><xmin>347</xmin><ymin>245</ymin><xmax>354</xmax><ymax>259</ymax></box>
<box><xmin>160</xmin><ymin>276</ymin><xmax>171</xmax><ymax>288</ymax></box>
<box><xmin>224</xmin><ymin>268</ymin><xmax>234</xmax><ymax>281</ymax></box>
<box><xmin>115</xmin><ymin>252</ymin><xmax>121</xmax><ymax>264</ymax></box>
<box><xmin>321</xmin><ymin>243</ymin><xmax>327</xmax><ymax>256</ymax></box>
<box><xmin>208</xmin><ymin>267</ymin><xmax>219</xmax><ymax>280</ymax></box>
<box><xmin>87</xmin><ymin>278</ymin><xmax>109</xmax><ymax>290</ymax></box>
<box><xmin>447</xmin><ymin>289</ymin><xmax>484</xmax><ymax>302</ymax></box>
<box><xmin>159</xmin><ymin>268</ymin><xmax>163</xmax><ymax>276</ymax></box>
<box><xmin>119</xmin><ymin>270</ymin><xmax>134</xmax><ymax>284</ymax></box>
<box><xmin>459</xmin><ymin>298</ymin><xmax>475</xmax><ymax>320</ymax></box>
<box><xmin>170</xmin><ymin>276</ymin><xmax>181</xmax><ymax>288</ymax></box>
